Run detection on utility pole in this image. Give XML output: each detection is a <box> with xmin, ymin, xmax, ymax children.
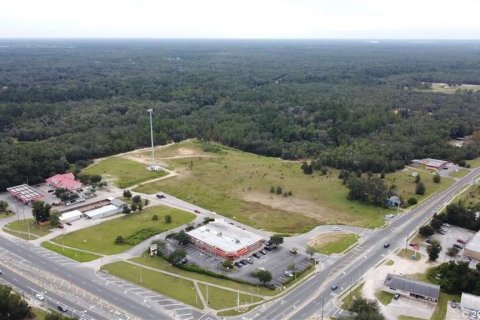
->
<box><xmin>147</xmin><ymin>109</ymin><xmax>155</xmax><ymax>171</ymax></box>
<box><xmin>321</xmin><ymin>296</ymin><xmax>324</xmax><ymax>320</ymax></box>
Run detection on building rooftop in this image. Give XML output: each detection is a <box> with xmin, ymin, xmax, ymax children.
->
<box><xmin>187</xmin><ymin>219</ymin><xmax>263</xmax><ymax>254</ymax></box>
<box><xmin>461</xmin><ymin>293</ymin><xmax>480</xmax><ymax>311</ymax></box>
<box><xmin>465</xmin><ymin>231</ymin><xmax>480</xmax><ymax>253</ymax></box>
<box><xmin>60</xmin><ymin>210</ymin><xmax>83</xmax><ymax>220</ymax></box>
<box><xmin>84</xmin><ymin>204</ymin><xmax>117</xmax><ymax>218</ymax></box>
<box><xmin>384</xmin><ymin>273</ymin><xmax>440</xmax><ymax>300</ymax></box>
<box><xmin>7</xmin><ymin>184</ymin><xmax>43</xmax><ymax>203</ymax></box>
<box><xmin>46</xmin><ymin>173</ymin><xmax>83</xmax><ymax>190</ymax></box>
<box><xmin>424</xmin><ymin>158</ymin><xmax>448</xmax><ymax>168</ymax></box>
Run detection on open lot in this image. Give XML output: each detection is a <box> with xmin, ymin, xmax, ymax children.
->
<box><xmin>41</xmin><ymin>241</ymin><xmax>101</xmax><ymax>262</ymax></box>
<box><xmin>468</xmin><ymin>157</ymin><xmax>480</xmax><ymax>168</ymax></box>
<box><xmin>308</xmin><ymin>232</ymin><xmax>358</xmax><ymax>255</ymax></box>
<box><xmin>133</xmin><ymin>141</ymin><xmax>394</xmax><ymax>233</ymax></box>
<box><xmin>51</xmin><ymin>206</ymin><xmax>195</xmax><ymax>254</ymax></box>
<box><xmin>197</xmin><ymin>283</ymin><xmax>263</xmax><ymax>309</ymax></box>
<box><xmin>385</xmin><ymin>167</ymin><xmax>454</xmax><ymax>205</ymax></box>
<box><xmin>3</xmin><ymin>218</ymin><xmax>52</xmax><ymax>239</ymax></box>
<box><xmin>428</xmin><ymin>82</ymin><xmax>480</xmax><ymax>94</ymax></box>
<box><xmin>82</xmin><ymin>156</ymin><xmax>167</xmax><ymax>188</ymax></box>
<box><xmin>457</xmin><ymin>184</ymin><xmax>480</xmax><ymax>207</ymax></box>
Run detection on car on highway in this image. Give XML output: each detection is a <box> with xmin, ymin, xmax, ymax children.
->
<box><xmin>194</xmin><ymin>209</ymin><xmax>201</xmax><ymax>214</ymax></box>
<box><xmin>156</xmin><ymin>194</ymin><xmax>166</xmax><ymax>199</ymax></box>
<box><xmin>383</xmin><ymin>243</ymin><xmax>390</xmax><ymax>248</ymax></box>
<box><xmin>35</xmin><ymin>293</ymin><xmax>44</xmax><ymax>301</ymax></box>
<box><xmin>331</xmin><ymin>285</ymin><xmax>338</xmax><ymax>290</ymax></box>
<box><xmin>0</xmin><ymin>269</ymin><xmax>2</xmax><ymax>275</ymax></box>
<box><xmin>333</xmin><ymin>226</ymin><xmax>340</xmax><ymax>231</ymax></box>
<box><xmin>57</xmin><ymin>305</ymin><xmax>69</xmax><ymax>312</ymax></box>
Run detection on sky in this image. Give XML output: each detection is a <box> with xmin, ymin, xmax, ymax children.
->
<box><xmin>1</xmin><ymin>0</ymin><xmax>479</xmax><ymax>39</ymax></box>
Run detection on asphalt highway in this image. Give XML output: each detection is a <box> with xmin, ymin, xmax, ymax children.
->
<box><xmin>239</xmin><ymin>167</ymin><xmax>480</xmax><ymax>320</ymax></box>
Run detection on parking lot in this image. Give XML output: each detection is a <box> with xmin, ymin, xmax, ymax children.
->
<box><xmin>165</xmin><ymin>239</ymin><xmax>312</xmax><ymax>287</ymax></box>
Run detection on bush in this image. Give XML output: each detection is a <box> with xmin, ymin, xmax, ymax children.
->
<box><xmin>447</xmin><ymin>247</ymin><xmax>459</xmax><ymax>257</ymax></box>
<box><xmin>123</xmin><ymin>190</ymin><xmax>132</xmax><ymax>198</ymax></box>
<box><xmin>165</xmin><ymin>215</ymin><xmax>172</xmax><ymax>224</ymax></box>
<box><xmin>407</xmin><ymin>197</ymin><xmax>418</xmax><ymax>206</ymax></box>
<box><xmin>152</xmin><ymin>215</ymin><xmax>159</xmax><ymax>221</ymax></box>
<box><xmin>415</xmin><ymin>182</ymin><xmax>426</xmax><ymax>195</ymax></box>
<box><xmin>275</xmin><ymin>186</ymin><xmax>282</xmax><ymax>195</ymax></box>
<box><xmin>433</xmin><ymin>173</ymin><xmax>441</xmax><ymax>184</ymax></box>
<box><xmin>115</xmin><ymin>236</ymin><xmax>125</xmax><ymax>244</ymax></box>
<box><xmin>419</xmin><ymin>225</ymin><xmax>434</xmax><ymax>237</ymax></box>
<box><xmin>132</xmin><ymin>195</ymin><xmax>142</xmax><ymax>203</ymax></box>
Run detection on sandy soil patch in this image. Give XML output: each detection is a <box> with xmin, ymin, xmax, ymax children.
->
<box><xmin>307</xmin><ymin>232</ymin><xmax>349</xmax><ymax>247</ymax></box>
<box><xmin>241</xmin><ymin>192</ymin><xmax>328</xmax><ymax>220</ymax></box>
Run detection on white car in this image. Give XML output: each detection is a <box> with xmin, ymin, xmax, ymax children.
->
<box><xmin>35</xmin><ymin>293</ymin><xmax>44</xmax><ymax>301</ymax></box>
<box><xmin>333</xmin><ymin>226</ymin><xmax>340</xmax><ymax>231</ymax></box>
<box><xmin>284</xmin><ymin>271</ymin><xmax>294</xmax><ymax>277</ymax></box>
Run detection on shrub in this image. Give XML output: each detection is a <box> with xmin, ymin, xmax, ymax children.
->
<box><xmin>415</xmin><ymin>182</ymin><xmax>426</xmax><ymax>195</ymax></box>
<box><xmin>115</xmin><ymin>236</ymin><xmax>125</xmax><ymax>244</ymax></box>
<box><xmin>165</xmin><ymin>215</ymin><xmax>172</xmax><ymax>224</ymax></box>
<box><xmin>419</xmin><ymin>225</ymin><xmax>434</xmax><ymax>237</ymax></box>
<box><xmin>433</xmin><ymin>173</ymin><xmax>441</xmax><ymax>184</ymax></box>
<box><xmin>152</xmin><ymin>215</ymin><xmax>159</xmax><ymax>221</ymax></box>
<box><xmin>123</xmin><ymin>190</ymin><xmax>132</xmax><ymax>198</ymax></box>
<box><xmin>407</xmin><ymin>197</ymin><xmax>418</xmax><ymax>206</ymax></box>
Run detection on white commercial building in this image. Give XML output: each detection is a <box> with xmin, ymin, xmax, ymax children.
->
<box><xmin>464</xmin><ymin>231</ymin><xmax>480</xmax><ymax>261</ymax></box>
<box><xmin>461</xmin><ymin>293</ymin><xmax>480</xmax><ymax>316</ymax></box>
<box><xmin>84</xmin><ymin>205</ymin><xmax>118</xmax><ymax>220</ymax></box>
<box><xmin>187</xmin><ymin>219</ymin><xmax>264</xmax><ymax>260</ymax></box>
<box><xmin>59</xmin><ymin>210</ymin><xmax>83</xmax><ymax>223</ymax></box>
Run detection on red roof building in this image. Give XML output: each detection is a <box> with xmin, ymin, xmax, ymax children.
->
<box><xmin>46</xmin><ymin>173</ymin><xmax>83</xmax><ymax>190</ymax></box>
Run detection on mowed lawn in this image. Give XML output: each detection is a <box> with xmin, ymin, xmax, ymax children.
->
<box><xmin>458</xmin><ymin>184</ymin><xmax>480</xmax><ymax>207</ymax></box>
<box><xmin>310</xmin><ymin>233</ymin><xmax>358</xmax><ymax>255</ymax></box>
<box><xmin>51</xmin><ymin>206</ymin><xmax>195</xmax><ymax>255</ymax></box>
<box><xmin>197</xmin><ymin>283</ymin><xmax>263</xmax><ymax>310</ymax></box>
<box><xmin>134</xmin><ymin>141</ymin><xmax>393</xmax><ymax>233</ymax></box>
<box><xmin>83</xmin><ymin>157</ymin><xmax>166</xmax><ymax>188</ymax></box>
<box><xmin>385</xmin><ymin>167</ymin><xmax>454</xmax><ymax>204</ymax></box>
<box><xmin>469</xmin><ymin>157</ymin><xmax>480</xmax><ymax>168</ymax></box>
<box><xmin>41</xmin><ymin>241</ymin><xmax>101</xmax><ymax>262</ymax></box>
<box><xmin>103</xmin><ymin>261</ymin><xmax>204</xmax><ymax>309</ymax></box>
<box><xmin>4</xmin><ymin>218</ymin><xmax>52</xmax><ymax>239</ymax></box>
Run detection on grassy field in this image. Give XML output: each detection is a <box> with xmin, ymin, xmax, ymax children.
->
<box><xmin>197</xmin><ymin>283</ymin><xmax>263</xmax><ymax>310</ymax></box>
<box><xmin>429</xmin><ymin>82</ymin><xmax>480</xmax><ymax>94</ymax></box>
<box><xmin>310</xmin><ymin>233</ymin><xmax>358</xmax><ymax>255</ymax></box>
<box><xmin>397</xmin><ymin>316</ymin><xmax>425</xmax><ymax>320</ymax></box>
<box><xmin>341</xmin><ymin>283</ymin><xmax>364</xmax><ymax>309</ymax></box>
<box><xmin>430</xmin><ymin>292</ymin><xmax>460</xmax><ymax>320</ymax></box>
<box><xmin>458</xmin><ymin>184</ymin><xmax>480</xmax><ymax>207</ymax></box>
<box><xmin>3</xmin><ymin>218</ymin><xmax>52</xmax><ymax>239</ymax></box>
<box><xmin>131</xmin><ymin>255</ymin><xmax>275</xmax><ymax>295</ymax></box>
<box><xmin>133</xmin><ymin>141</ymin><xmax>394</xmax><ymax>233</ymax></box>
<box><xmin>397</xmin><ymin>248</ymin><xmax>421</xmax><ymax>261</ymax></box>
<box><xmin>51</xmin><ymin>206</ymin><xmax>195</xmax><ymax>255</ymax></box>
<box><xmin>103</xmin><ymin>261</ymin><xmax>204</xmax><ymax>309</ymax></box>
<box><xmin>0</xmin><ymin>211</ymin><xmax>14</xmax><ymax>219</ymax></box>
<box><xmin>41</xmin><ymin>241</ymin><xmax>101</xmax><ymax>262</ymax></box>
<box><xmin>385</xmin><ymin>167</ymin><xmax>454</xmax><ymax>205</ymax></box>
<box><xmin>83</xmin><ymin>156</ymin><xmax>167</xmax><ymax>188</ymax></box>
<box><xmin>375</xmin><ymin>290</ymin><xmax>394</xmax><ymax>305</ymax></box>
<box><xmin>468</xmin><ymin>157</ymin><xmax>480</xmax><ymax>168</ymax></box>
<box><xmin>386</xmin><ymin>260</ymin><xmax>394</xmax><ymax>266</ymax></box>
<box><xmin>449</xmin><ymin>168</ymin><xmax>470</xmax><ymax>178</ymax></box>
<box><xmin>217</xmin><ymin>305</ymin><xmax>257</xmax><ymax>317</ymax></box>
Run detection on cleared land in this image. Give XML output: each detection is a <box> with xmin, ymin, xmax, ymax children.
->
<box><xmin>468</xmin><ymin>157</ymin><xmax>480</xmax><ymax>168</ymax></box>
<box><xmin>51</xmin><ymin>206</ymin><xmax>195</xmax><ymax>255</ymax></box>
<box><xmin>133</xmin><ymin>141</ymin><xmax>396</xmax><ymax>233</ymax></box>
<box><xmin>3</xmin><ymin>218</ymin><xmax>51</xmax><ymax>239</ymax></box>
<box><xmin>429</xmin><ymin>82</ymin><xmax>480</xmax><ymax>94</ymax></box>
<box><xmin>131</xmin><ymin>255</ymin><xmax>274</xmax><ymax>295</ymax></box>
<box><xmin>308</xmin><ymin>232</ymin><xmax>358</xmax><ymax>255</ymax></box>
<box><xmin>458</xmin><ymin>184</ymin><xmax>480</xmax><ymax>207</ymax></box>
<box><xmin>449</xmin><ymin>168</ymin><xmax>470</xmax><ymax>178</ymax></box>
<box><xmin>83</xmin><ymin>156</ymin><xmax>167</xmax><ymax>188</ymax></box>
<box><xmin>397</xmin><ymin>248</ymin><xmax>421</xmax><ymax>261</ymax></box>
<box><xmin>41</xmin><ymin>241</ymin><xmax>101</xmax><ymax>262</ymax></box>
<box><xmin>197</xmin><ymin>283</ymin><xmax>263</xmax><ymax>310</ymax></box>
<box><xmin>103</xmin><ymin>261</ymin><xmax>204</xmax><ymax>309</ymax></box>
<box><xmin>385</xmin><ymin>167</ymin><xmax>453</xmax><ymax>205</ymax></box>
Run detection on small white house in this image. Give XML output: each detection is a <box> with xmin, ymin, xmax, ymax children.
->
<box><xmin>84</xmin><ymin>205</ymin><xmax>118</xmax><ymax>220</ymax></box>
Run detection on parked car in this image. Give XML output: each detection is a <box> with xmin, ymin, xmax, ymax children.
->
<box><xmin>57</xmin><ymin>305</ymin><xmax>68</xmax><ymax>312</ymax></box>
<box><xmin>66</xmin><ymin>222</ymin><xmax>72</xmax><ymax>226</ymax></box>
<box><xmin>438</xmin><ymin>229</ymin><xmax>446</xmax><ymax>235</ymax></box>
<box><xmin>457</xmin><ymin>239</ymin><xmax>467</xmax><ymax>244</ymax></box>
<box><xmin>331</xmin><ymin>285</ymin><xmax>338</xmax><ymax>290</ymax></box>
<box><xmin>156</xmin><ymin>194</ymin><xmax>166</xmax><ymax>199</ymax></box>
<box><xmin>450</xmin><ymin>300</ymin><xmax>456</xmax><ymax>308</ymax></box>
<box><xmin>383</xmin><ymin>243</ymin><xmax>390</xmax><ymax>248</ymax></box>
<box><xmin>425</xmin><ymin>238</ymin><xmax>432</xmax><ymax>244</ymax></box>
<box><xmin>394</xmin><ymin>294</ymin><xmax>400</xmax><ymax>300</ymax></box>
<box><xmin>180</xmin><ymin>258</ymin><xmax>188</xmax><ymax>265</ymax></box>
<box><xmin>252</xmin><ymin>253</ymin><xmax>260</xmax><ymax>259</ymax></box>
<box><xmin>234</xmin><ymin>262</ymin><xmax>242</xmax><ymax>268</ymax></box>
<box><xmin>239</xmin><ymin>260</ymin><xmax>247</xmax><ymax>266</ymax></box>
<box><xmin>35</xmin><ymin>293</ymin><xmax>44</xmax><ymax>301</ymax></box>
<box><xmin>453</xmin><ymin>244</ymin><xmax>464</xmax><ymax>250</ymax></box>
<box><xmin>57</xmin><ymin>224</ymin><xmax>64</xmax><ymax>229</ymax></box>
<box><xmin>284</xmin><ymin>271</ymin><xmax>294</xmax><ymax>277</ymax></box>
<box><xmin>264</xmin><ymin>246</ymin><xmax>273</xmax><ymax>251</ymax></box>
<box><xmin>245</xmin><ymin>258</ymin><xmax>253</xmax><ymax>264</ymax></box>
<box><xmin>442</xmin><ymin>223</ymin><xmax>452</xmax><ymax>228</ymax></box>
<box><xmin>260</xmin><ymin>250</ymin><xmax>267</xmax><ymax>255</ymax></box>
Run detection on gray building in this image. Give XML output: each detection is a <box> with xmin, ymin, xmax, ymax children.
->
<box><xmin>383</xmin><ymin>273</ymin><xmax>440</xmax><ymax>303</ymax></box>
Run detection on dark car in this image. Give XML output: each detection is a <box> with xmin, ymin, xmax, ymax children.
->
<box><xmin>264</xmin><ymin>246</ymin><xmax>273</xmax><ymax>251</ymax></box>
<box><xmin>240</xmin><ymin>260</ymin><xmax>248</xmax><ymax>266</ymax></box>
<box><xmin>425</xmin><ymin>238</ymin><xmax>432</xmax><ymax>244</ymax></box>
<box><xmin>252</xmin><ymin>253</ymin><xmax>260</xmax><ymax>259</ymax></box>
<box><xmin>180</xmin><ymin>258</ymin><xmax>188</xmax><ymax>265</ymax></box>
<box><xmin>57</xmin><ymin>224</ymin><xmax>64</xmax><ymax>229</ymax></box>
<box><xmin>156</xmin><ymin>194</ymin><xmax>166</xmax><ymax>199</ymax></box>
<box><xmin>457</xmin><ymin>239</ymin><xmax>467</xmax><ymax>244</ymax></box>
<box><xmin>383</xmin><ymin>243</ymin><xmax>390</xmax><ymax>248</ymax></box>
<box><xmin>234</xmin><ymin>262</ymin><xmax>242</xmax><ymax>268</ymax></box>
<box><xmin>260</xmin><ymin>250</ymin><xmax>267</xmax><ymax>255</ymax></box>
<box><xmin>194</xmin><ymin>209</ymin><xmax>201</xmax><ymax>214</ymax></box>
<box><xmin>331</xmin><ymin>285</ymin><xmax>338</xmax><ymax>290</ymax></box>
<box><xmin>57</xmin><ymin>305</ymin><xmax>68</xmax><ymax>312</ymax></box>
<box><xmin>394</xmin><ymin>294</ymin><xmax>400</xmax><ymax>300</ymax></box>
<box><xmin>453</xmin><ymin>244</ymin><xmax>464</xmax><ymax>249</ymax></box>
<box><xmin>66</xmin><ymin>222</ymin><xmax>72</xmax><ymax>226</ymax></box>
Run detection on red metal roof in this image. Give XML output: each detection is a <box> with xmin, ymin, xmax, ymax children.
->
<box><xmin>46</xmin><ymin>173</ymin><xmax>83</xmax><ymax>190</ymax></box>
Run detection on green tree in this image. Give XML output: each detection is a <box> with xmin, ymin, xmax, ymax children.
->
<box><xmin>275</xmin><ymin>186</ymin><xmax>283</xmax><ymax>195</ymax></box>
<box><xmin>419</xmin><ymin>225</ymin><xmax>434</xmax><ymax>237</ymax></box>
<box><xmin>0</xmin><ymin>284</ymin><xmax>32</xmax><ymax>320</ymax></box>
<box><xmin>168</xmin><ymin>249</ymin><xmax>187</xmax><ymax>266</ymax></box>
<box><xmin>447</xmin><ymin>247</ymin><xmax>459</xmax><ymax>257</ymax></box>
<box><xmin>32</xmin><ymin>201</ymin><xmax>52</xmax><ymax>223</ymax></box>
<box><xmin>407</xmin><ymin>197</ymin><xmax>417</xmax><ymax>206</ymax></box>
<box><xmin>269</xmin><ymin>186</ymin><xmax>275</xmax><ymax>193</ymax></box>
<box><xmin>49</xmin><ymin>210</ymin><xmax>61</xmax><ymax>227</ymax></box>
<box><xmin>0</xmin><ymin>200</ymin><xmax>9</xmax><ymax>212</ymax></box>
<box><xmin>414</xmin><ymin>175</ymin><xmax>421</xmax><ymax>183</ymax></box>
<box><xmin>301</xmin><ymin>162</ymin><xmax>313</xmax><ymax>175</ymax></box>
<box><xmin>130</xmin><ymin>203</ymin><xmax>137</xmax><ymax>212</ymax></box>
<box><xmin>174</xmin><ymin>231</ymin><xmax>190</xmax><ymax>245</ymax></box>
<box><xmin>165</xmin><ymin>215</ymin><xmax>172</xmax><ymax>224</ymax></box>
<box><xmin>152</xmin><ymin>214</ymin><xmax>159</xmax><ymax>221</ymax></box>
<box><xmin>223</xmin><ymin>259</ymin><xmax>234</xmax><ymax>269</ymax></box>
<box><xmin>430</xmin><ymin>218</ymin><xmax>442</xmax><ymax>230</ymax></box>
<box><xmin>256</xmin><ymin>270</ymin><xmax>272</xmax><ymax>285</ymax></box>
<box><xmin>433</xmin><ymin>173</ymin><xmax>441</xmax><ymax>183</ymax></box>
<box><xmin>427</xmin><ymin>240</ymin><xmax>442</xmax><ymax>261</ymax></box>
<box><xmin>123</xmin><ymin>190</ymin><xmax>132</xmax><ymax>198</ymax></box>
<box><xmin>122</xmin><ymin>206</ymin><xmax>131</xmax><ymax>214</ymax></box>
<box><xmin>115</xmin><ymin>236</ymin><xmax>125</xmax><ymax>244</ymax></box>
<box><xmin>90</xmin><ymin>175</ymin><xmax>102</xmax><ymax>183</ymax></box>
<box><xmin>415</xmin><ymin>182</ymin><xmax>426</xmax><ymax>195</ymax></box>
<box><xmin>132</xmin><ymin>195</ymin><xmax>142</xmax><ymax>204</ymax></box>
<box><xmin>269</xmin><ymin>234</ymin><xmax>284</xmax><ymax>246</ymax></box>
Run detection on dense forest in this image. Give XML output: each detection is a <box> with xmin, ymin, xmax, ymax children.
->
<box><xmin>1</xmin><ymin>39</ymin><xmax>480</xmax><ymax>190</ymax></box>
